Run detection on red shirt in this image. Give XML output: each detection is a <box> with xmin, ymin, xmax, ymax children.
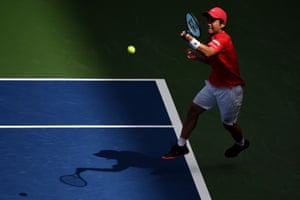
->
<box><xmin>207</xmin><ymin>31</ymin><xmax>245</xmax><ymax>88</ymax></box>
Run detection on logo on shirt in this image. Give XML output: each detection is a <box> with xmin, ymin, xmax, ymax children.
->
<box><xmin>212</xmin><ymin>39</ymin><xmax>220</xmax><ymax>47</ymax></box>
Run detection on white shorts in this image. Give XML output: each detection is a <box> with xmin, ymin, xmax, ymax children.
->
<box><xmin>193</xmin><ymin>80</ymin><xmax>244</xmax><ymax>125</ymax></box>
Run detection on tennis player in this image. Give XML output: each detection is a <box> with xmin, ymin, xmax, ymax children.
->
<box><xmin>162</xmin><ymin>7</ymin><xmax>249</xmax><ymax>160</ymax></box>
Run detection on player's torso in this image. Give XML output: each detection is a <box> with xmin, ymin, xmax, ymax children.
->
<box><xmin>207</xmin><ymin>32</ymin><xmax>245</xmax><ymax>88</ymax></box>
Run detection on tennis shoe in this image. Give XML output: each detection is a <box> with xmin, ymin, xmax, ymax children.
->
<box><xmin>224</xmin><ymin>139</ymin><xmax>250</xmax><ymax>158</ymax></box>
<box><xmin>162</xmin><ymin>144</ymin><xmax>189</xmax><ymax>160</ymax></box>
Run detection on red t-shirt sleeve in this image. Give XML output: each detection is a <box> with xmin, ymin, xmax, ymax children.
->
<box><xmin>208</xmin><ymin>37</ymin><xmax>224</xmax><ymax>52</ymax></box>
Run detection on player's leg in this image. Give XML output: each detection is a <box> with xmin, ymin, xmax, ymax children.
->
<box><xmin>223</xmin><ymin>123</ymin><xmax>243</xmax><ymax>143</ymax></box>
<box><xmin>161</xmin><ymin>103</ymin><xmax>206</xmax><ymax>160</ymax></box>
<box><xmin>223</xmin><ymin>123</ymin><xmax>250</xmax><ymax>157</ymax></box>
<box><xmin>180</xmin><ymin>103</ymin><xmax>206</xmax><ymax>139</ymax></box>
<box><xmin>162</xmin><ymin>81</ymin><xmax>216</xmax><ymax>160</ymax></box>
<box><xmin>217</xmin><ymin>85</ymin><xmax>249</xmax><ymax>157</ymax></box>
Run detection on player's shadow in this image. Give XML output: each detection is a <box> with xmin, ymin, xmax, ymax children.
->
<box><xmin>60</xmin><ymin>150</ymin><xmax>179</xmax><ymax>187</ymax></box>
<box><xmin>92</xmin><ymin>150</ymin><xmax>163</xmax><ymax>172</ymax></box>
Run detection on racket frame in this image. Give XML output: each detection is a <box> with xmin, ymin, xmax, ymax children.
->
<box><xmin>185</xmin><ymin>12</ymin><xmax>201</xmax><ymax>38</ymax></box>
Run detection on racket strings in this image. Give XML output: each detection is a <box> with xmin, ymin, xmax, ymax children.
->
<box><xmin>186</xmin><ymin>12</ymin><xmax>201</xmax><ymax>38</ymax></box>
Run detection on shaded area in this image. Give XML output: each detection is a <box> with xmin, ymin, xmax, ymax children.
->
<box><xmin>0</xmin><ymin>80</ymin><xmax>170</xmax><ymax>125</ymax></box>
<box><xmin>57</xmin><ymin>0</ymin><xmax>188</xmax><ymax>78</ymax></box>
<box><xmin>0</xmin><ymin>128</ymin><xmax>201</xmax><ymax>200</ymax></box>
<box><xmin>60</xmin><ymin>150</ymin><xmax>181</xmax><ymax>187</ymax></box>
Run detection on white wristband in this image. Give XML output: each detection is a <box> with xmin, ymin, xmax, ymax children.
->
<box><xmin>189</xmin><ymin>38</ymin><xmax>201</xmax><ymax>49</ymax></box>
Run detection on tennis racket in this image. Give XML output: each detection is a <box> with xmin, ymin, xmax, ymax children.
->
<box><xmin>60</xmin><ymin>172</ymin><xmax>87</xmax><ymax>187</ymax></box>
<box><xmin>185</xmin><ymin>12</ymin><xmax>201</xmax><ymax>38</ymax></box>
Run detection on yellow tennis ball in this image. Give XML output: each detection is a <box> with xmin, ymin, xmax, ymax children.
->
<box><xmin>127</xmin><ymin>45</ymin><xmax>136</xmax><ymax>54</ymax></box>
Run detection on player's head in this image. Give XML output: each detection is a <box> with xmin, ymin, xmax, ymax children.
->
<box><xmin>203</xmin><ymin>7</ymin><xmax>227</xmax><ymax>26</ymax></box>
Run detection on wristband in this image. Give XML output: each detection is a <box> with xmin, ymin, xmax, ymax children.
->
<box><xmin>189</xmin><ymin>38</ymin><xmax>201</xmax><ymax>49</ymax></box>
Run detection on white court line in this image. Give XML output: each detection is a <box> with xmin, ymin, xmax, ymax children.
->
<box><xmin>0</xmin><ymin>78</ymin><xmax>211</xmax><ymax>200</ymax></box>
<box><xmin>156</xmin><ymin>79</ymin><xmax>212</xmax><ymax>200</ymax></box>
<box><xmin>0</xmin><ymin>78</ymin><xmax>159</xmax><ymax>81</ymax></box>
<box><xmin>0</xmin><ymin>125</ymin><xmax>173</xmax><ymax>129</ymax></box>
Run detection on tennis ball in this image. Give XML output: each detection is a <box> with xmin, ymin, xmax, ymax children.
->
<box><xmin>127</xmin><ymin>45</ymin><xmax>136</xmax><ymax>54</ymax></box>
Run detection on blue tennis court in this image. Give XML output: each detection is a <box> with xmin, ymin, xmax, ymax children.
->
<box><xmin>0</xmin><ymin>79</ymin><xmax>210</xmax><ymax>200</ymax></box>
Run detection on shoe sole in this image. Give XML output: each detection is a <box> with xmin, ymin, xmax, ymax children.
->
<box><xmin>161</xmin><ymin>152</ymin><xmax>189</xmax><ymax>160</ymax></box>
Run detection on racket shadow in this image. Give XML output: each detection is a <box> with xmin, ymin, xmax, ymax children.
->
<box><xmin>60</xmin><ymin>150</ymin><xmax>173</xmax><ymax>187</ymax></box>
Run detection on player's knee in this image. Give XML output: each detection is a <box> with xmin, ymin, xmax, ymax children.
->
<box><xmin>186</xmin><ymin>104</ymin><xmax>205</xmax><ymax>120</ymax></box>
<box><xmin>223</xmin><ymin>123</ymin><xmax>234</xmax><ymax>131</ymax></box>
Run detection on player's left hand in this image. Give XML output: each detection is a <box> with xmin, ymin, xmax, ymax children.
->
<box><xmin>186</xmin><ymin>49</ymin><xmax>198</xmax><ymax>60</ymax></box>
<box><xmin>180</xmin><ymin>30</ymin><xmax>194</xmax><ymax>42</ymax></box>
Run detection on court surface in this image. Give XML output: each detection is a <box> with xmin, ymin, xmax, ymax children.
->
<box><xmin>0</xmin><ymin>79</ymin><xmax>210</xmax><ymax>200</ymax></box>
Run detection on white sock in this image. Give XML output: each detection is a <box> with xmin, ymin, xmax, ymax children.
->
<box><xmin>236</xmin><ymin>138</ymin><xmax>245</xmax><ymax>146</ymax></box>
<box><xmin>178</xmin><ymin>137</ymin><xmax>186</xmax><ymax>146</ymax></box>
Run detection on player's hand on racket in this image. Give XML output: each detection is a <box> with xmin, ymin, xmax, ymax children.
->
<box><xmin>186</xmin><ymin>49</ymin><xmax>198</xmax><ymax>60</ymax></box>
<box><xmin>180</xmin><ymin>30</ymin><xmax>193</xmax><ymax>41</ymax></box>
<box><xmin>181</xmin><ymin>30</ymin><xmax>201</xmax><ymax>51</ymax></box>
<box><xmin>186</xmin><ymin>48</ymin><xmax>209</xmax><ymax>63</ymax></box>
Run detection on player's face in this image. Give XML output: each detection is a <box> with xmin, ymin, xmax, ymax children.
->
<box><xmin>207</xmin><ymin>16</ymin><xmax>224</xmax><ymax>35</ymax></box>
